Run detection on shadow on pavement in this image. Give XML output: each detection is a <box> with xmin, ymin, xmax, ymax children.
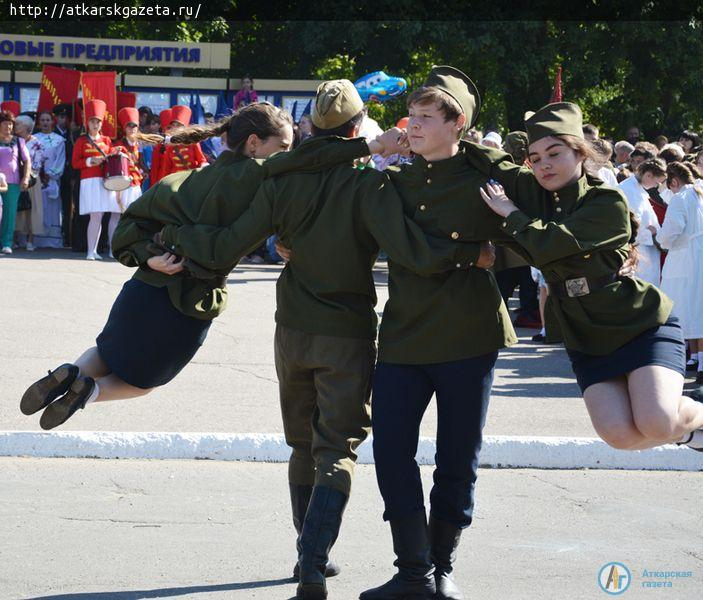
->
<box><xmin>27</xmin><ymin>577</ymin><xmax>293</xmax><ymax>599</ymax></box>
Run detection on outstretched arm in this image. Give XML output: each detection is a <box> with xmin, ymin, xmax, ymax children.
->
<box><xmin>480</xmin><ymin>182</ymin><xmax>630</xmax><ymax>266</ymax></box>
<box><xmin>159</xmin><ymin>180</ymin><xmax>275</xmax><ymax>271</ymax></box>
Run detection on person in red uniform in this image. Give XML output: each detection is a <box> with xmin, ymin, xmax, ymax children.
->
<box><xmin>149</xmin><ymin>108</ymin><xmax>172</xmax><ymax>188</ymax></box>
<box><xmin>113</xmin><ymin>107</ymin><xmax>143</xmax><ymax>211</ymax></box>
<box><xmin>158</xmin><ymin>105</ymin><xmax>208</xmax><ymax>179</ymax></box>
<box><xmin>71</xmin><ymin>99</ymin><xmax>120</xmax><ymax>260</ymax></box>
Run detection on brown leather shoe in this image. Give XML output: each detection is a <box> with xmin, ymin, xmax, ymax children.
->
<box><xmin>20</xmin><ymin>364</ymin><xmax>79</xmax><ymax>416</ymax></box>
<box><xmin>40</xmin><ymin>376</ymin><xmax>96</xmax><ymax>430</ymax></box>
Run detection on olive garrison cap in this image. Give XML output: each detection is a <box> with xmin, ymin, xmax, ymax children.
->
<box><xmin>503</xmin><ymin>131</ymin><xmax>529</xmax><ymax>163</ymax></box>
<box><xmin>423</xmin><ymin>65</ymin><xmax>481</xmax><ymax>129</ymax></box>
<box><xmin>311</xmin><ymin>79</ymin><xmax>364</xmax><ymax>130</ymax></box>
<box><xmin>524</xmin><ymin>102</ymin><xmax>584</xmax><ymax>144</ymax></box>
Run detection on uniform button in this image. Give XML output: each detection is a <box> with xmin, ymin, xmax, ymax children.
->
<box><xmin>419</xmin><ymin>204</ymin><xmax>426</xmax><ymax>211</ymax></box>
<box><xmin>426</xmin><ymin>178</ymin><xmax>432</xmax><ymax>184</ymax></box>
<box><xmin>469</xmin><ymin>262</ymin><xmax>474</xmax><ymax>266</ymax></box>
<box><xmin>512</xmin><ymin>230</ymin><xmax>517</xmax><ymax>235</ymax></box>
<box><xmin>502</xmin><ymin>221</ymin><xmax>507</xmax><ymax>228</ymax></box>
<box><xmin>584</xmin><ymin>254</ymin><xmax>591</xmax><ymax>259</ymax></box>
<box><xmin>554</xmin><ymin>197</ymin><xmax>560</xmax><ymax>202</ymax></box>
<box><xmin>456</xmin><ymin>263</ymin><xmax>462</xmax><ymax>268</ymax></box>
<box><xmin>451</xmin><ymin>231</ymin><xmax>459</xmax><ymax>240</ymax></box>
<box><xmin>427</xmin><ymin>163</ymin><xmax>433</xmax><ymax>169</ymax></box>
<box><xmin>556</xmin><ymin>207</ymin><xmax>562</xmax><ymax>213</ymax></box>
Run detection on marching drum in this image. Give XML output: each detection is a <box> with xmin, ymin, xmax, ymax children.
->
<box><xmin>103</xmin><ymin>154</ymin><xmax>132</xmax><ymax>191</ymax></box>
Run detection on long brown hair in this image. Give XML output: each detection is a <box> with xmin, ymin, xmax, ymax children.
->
<box><xmin>555</xmin><ymin>135</ymin><xmax>600</xmax><ymax>177</ymax></box>
<box><xmin>168</xmin><ymin>103</ymin><xmax>292</xmax><ymax>157</ymax></box>
<box><xmin>667</xmin><ymin>161</ymin><xmax>703</xmax><ymax>199</ymax></box>
<box><xmin>557</xmin><ymin>135</ymin><xmax>641</xmax><ymax>263</ymax></box>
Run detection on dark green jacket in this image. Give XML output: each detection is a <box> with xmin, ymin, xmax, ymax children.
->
<box><xmin>160</xmin><ymin>139</ymin><xmax>480</xmax><ymax>340</ymax></box>
<box><xmin>112</xmin><ymin>137</ymin><xmax>371</xmax><ymax>320</ymax></box>
<box><xmin>371</xmin><ymin>146</ymin><xmax>520</xmax><ymax>363</ymax></box>
<box><xmin>494</xmin><ymin>172</ymin><xmax>672</xmax><ymax>356</ymax></box>
<box><xmin>456</xmin><ymin>142</ymin><xmax>672</xmax><ymax>355</ymax></box>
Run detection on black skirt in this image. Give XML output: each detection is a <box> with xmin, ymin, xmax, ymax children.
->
<box><xmin>566</xmin><ymin>315</ymin><xmax>686</xmax><ymax>393</ymax></box>
<box><xmin>96</xmin><ymin>278</ymin><xmax>212</xmax><ymax>389</ymax></box>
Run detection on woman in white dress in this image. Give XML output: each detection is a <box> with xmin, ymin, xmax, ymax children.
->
<box><xmin>34</xmin><ymin>111</ymin><xmax>66</xmax><ymax>248</ymax></box>
<box><xmin>13</xmin><ymin>114</ymin><xmax>45</xmax><ymax>251</ymax></box>
<box><xmin>618</xmin><ymin>158</ymin><xmax>667</xmax><ymax>285</ymax></box>
<box><xmin>71</xmin><ymin>99</ymin><xmax>120</xmax><ymax>260</ymax></box>
<box><xmin>657</xmin><ymin>162</ymin><xmax>703</xmax><ymax>387</ymax></box>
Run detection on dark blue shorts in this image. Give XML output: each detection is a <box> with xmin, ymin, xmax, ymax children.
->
<box><xmin>96</xmin><ymin>278</ymin><xmax>211</xmax><ymax>389</ymax></box>
<box><xmin>566</xmin><ymin>315</ymin><xmax>686</xmax><ymax>393</ymax></box>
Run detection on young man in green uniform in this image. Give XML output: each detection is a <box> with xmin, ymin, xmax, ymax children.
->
<box><xmin>157</xmin><ymin>80</ymin><xmax>490</xmax><ymax>600</ymax></box>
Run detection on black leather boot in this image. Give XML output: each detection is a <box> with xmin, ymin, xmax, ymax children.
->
<box><xmin>429</xmin><ymin>515</ymin><xmax>464</xmax><ymax>600</ymax></box>
<box><xmin>290</xmin><ymin>483</ymin><xmax>342</xmax><ymax>581</ymax></box>
<box><xmin>359</xmin><ymin>511</ymin><xmax>436</xmax><ymax>600</ymax></box>
<box><xmin>296</xmin><ymin>485</ymin><xmax>348</xmax><ymax>600</ymax></box>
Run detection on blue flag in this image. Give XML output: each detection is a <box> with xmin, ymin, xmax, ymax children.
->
<box><xmin>190</xmin><ymin>92</ymin><xmax>217</xmax><ymax>161</ymax></box>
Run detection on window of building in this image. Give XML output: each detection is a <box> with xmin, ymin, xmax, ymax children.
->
<box><xmin>135</xmin><ymin>92</ymin><xmax>171</xmax><ymax>115</ymax></box>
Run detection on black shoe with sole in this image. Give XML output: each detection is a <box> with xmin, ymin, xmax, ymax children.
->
<box><xmin>20</xmin><ymin>363</ymin><xmax>79</xmax><ymax>415</ymax></box>
<box><xmin>429</xmin><ymin>516</ymin><xmax>465</xmax><ymax>600</ymax></box>
<box><xmin>359</xmin><ymin>510</ymin><xmax>436</xmax><ymax>600</ymax></box>
<box><xmin>39</xmin><ymin>376</ymin><xmax>95</xmax><ymax>430</ymax></box>
<box><xmin>290</xmin><ymin>483</ymin><xmax>341</xmax><ymax>582</ymax></box>
<box><xmin>531</xmin><ymin>333</ymin><xmax>546</xmax><ymax>343</ymax></box>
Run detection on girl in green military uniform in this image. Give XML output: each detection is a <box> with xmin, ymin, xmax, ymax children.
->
<box><xmin>480</xmin><ymin>101</ymin><xmax>703</xmax><ymax>453</ymax></box>
<box><xmin>20</xmin><ymin>103</ymin><xmax>303</xmax><ymax>430</ymax></box>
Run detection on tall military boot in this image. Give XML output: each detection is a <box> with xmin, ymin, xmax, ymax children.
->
<box><xmin>359</xmin><ymin>510</ymin><xmax>436</xmax><ymax>600</ymax></box>
<box><xmin>429</xmin><ymin>515</ymin><xmax>465</xmax><ymax>600</ymax></box>
<box><xmin>296</xmin><ymin>485</ymin><xmax>348</xmax><ymax>600</ymax></box>
<box><xmin>290</xmin><ymin>483</ymin><xmax>341</xmax><ymax>581</ymax></box>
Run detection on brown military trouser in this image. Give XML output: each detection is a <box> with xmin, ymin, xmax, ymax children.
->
<box><xmin>275</xmin><ymin>324</ymin><xmax>375</xmax><ymax>495</ymax></box>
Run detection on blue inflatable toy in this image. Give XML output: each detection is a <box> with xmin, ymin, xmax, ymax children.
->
<box><xmin>354</xmin><ymin>71</ymin><xmax>407</xmax><ymax>103</ymax></box>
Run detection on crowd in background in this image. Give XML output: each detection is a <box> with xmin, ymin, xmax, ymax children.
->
<box><xmin>0</xmin><ymin>83</ymin><xmax>701</xmax><ymax>378</ymax></box>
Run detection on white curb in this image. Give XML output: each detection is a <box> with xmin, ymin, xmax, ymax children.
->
<box><xmin>0</xmin><ymin>431</ymin><xmax>700</xmax><ymax>471</ymax></box>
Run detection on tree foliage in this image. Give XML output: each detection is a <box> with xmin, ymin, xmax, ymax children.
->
<box><xmin>2</xmin><ymin>16</ymin><xmax>702</xmax><ymax>138</ymax></box>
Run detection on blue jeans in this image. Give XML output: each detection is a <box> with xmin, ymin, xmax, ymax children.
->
<box><xmin>371</xmin><ymin>352</ymin><xmax>497</xmax><ymax>528</ymax></box>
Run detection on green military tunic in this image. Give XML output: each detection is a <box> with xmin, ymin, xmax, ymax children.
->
<box><xmin>492</xmin><ymin>171</ymin><xmax>673</xmax><ymax>356</ymax></box>
<box><xmin>159</xmin><ymin>137</ymin><xmax>480</xmax><ymax>341</ymax></box>
<box><xmin>112</xmin><ymin>136</ymin><xmax>373</xmax><ymax>321</ymax></box>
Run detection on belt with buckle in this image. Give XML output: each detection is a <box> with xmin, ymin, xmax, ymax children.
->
<box><xmin>547</xmin><ymin>273</ymin><xmax>619</xmax><ymax>298</ymax></box>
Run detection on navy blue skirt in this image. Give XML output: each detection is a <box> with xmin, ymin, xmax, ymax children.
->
<box><xmin>566</xmin><ymin>315</ymin><xmax>686</xmax><ymax>393</ymax></box>
<box><xmin>96</xmin><ymin>278</ymin><xmax>212</xmax><ymax>389</ymax></box>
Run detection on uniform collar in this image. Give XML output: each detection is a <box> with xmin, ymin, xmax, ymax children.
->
<box><xmin>552</xmin><ymin>173</ymin><xmax>592</xmax><ymax>208</ymax></box>
<box><xmin>409</xmin><ymin>144</ymin><xmax>467</xmax><ymax>176</ymax></box>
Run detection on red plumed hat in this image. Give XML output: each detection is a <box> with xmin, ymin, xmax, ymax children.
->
<box><xmin>159</xmin><ymin>108</ymin><xmax>173</xmax><ymax>130</ymax></box>
<box><xmin>118</xmin><ymin>107</ymin><xmax>139</xmax><ymax>129</ymax></box>
<box><xmin>84</xmin><ymin>99</ymin><xmax>107</xmax><ymax>121</ymax></box>
<box><xmin>170</xmin><ymin>105</ymin><xmax>191</xmax><ymax>126</ymax></box>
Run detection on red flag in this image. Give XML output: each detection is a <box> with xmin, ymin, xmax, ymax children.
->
<box><xmin>81</xmin><ymin>71</ymin><xmax>118</xmax><ymax>137</ymax></box>
<box><xmin>37</xmin><ymin>65</ymin><xmax>81</xmax><ymax>113</ymax></box>
<box><xmin>117</xmin><ymin>91</ymin><xmax>136</xmax><ymax>111</ymax></box>
<box><xmin>550</xmin><ymin>66</ymin><xmax>563</xmax><ymax>103</ymax></box>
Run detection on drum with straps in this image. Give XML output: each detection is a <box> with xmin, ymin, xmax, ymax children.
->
<box><xmin>103</xmin><ymin>154</ymin><xmax>131</xmax><ymax>191</ymax></box>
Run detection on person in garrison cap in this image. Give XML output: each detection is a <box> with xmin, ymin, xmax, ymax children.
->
<box><xmin>479</xmin><ymin>101</ymin><xmax>703</xmax><ymax>453</ymax></box>
<box><xmin>289</xmin><ymin>66</ymin><xmax>520</xmax><ymax>600</ymax></box>
<box><xmin>155</xmin><ymin>79</ymin><xmax>482</xmax><ymax>600</ymax></box>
